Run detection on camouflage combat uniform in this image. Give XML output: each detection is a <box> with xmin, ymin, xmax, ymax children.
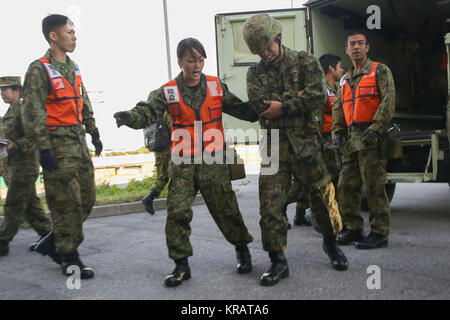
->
<box><xmin>0</xmin><ymin>101</ymin><xmax>52</xmax><ymax>242</ymax></box>
<box><xmin>332</xmin><ymin>58</ymin><xmax>396</xmax><ymax>236</ymax></box>
<box><xmin>247</xmin><ymin>47</ymin><xmax>342</xmax><ymax>253</ymax></box>
<box><xmin>284</xmin><ymin>82</ymin><xmax>342</xmax><ymax>210</ymax></box>
<box><xmin>21</xmin><ymin>50</ymin><xmax>98</xmax><ymax>254</ymax></box>
<box><xmin>125</xmin><ymin>72</ymin><xmax>256</xmax><ymax>261</ymax></box>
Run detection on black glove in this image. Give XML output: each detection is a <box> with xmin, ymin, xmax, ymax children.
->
<box><xmin>114</xmin><ymin>111</ymin><xmax>131</xmax><ymax>128</ymax></box>
<box><xmin>362</xmin><ymin>128</ymin><xmax>380</xmax><ymax>147</ymax></box>
<box><xmin>90</xmin><ymin>128</ymin><xmax>103</xmax><ymax>157</ymax></box>
<box><xmin>332</xmin><ymin>137</ymin><xmax>342</xmax><ymax>150</ymax></box>
<box><xmin>39</xmin><ymin>149</ymin><xmax>57</xmax><ymax>172</ymax></box>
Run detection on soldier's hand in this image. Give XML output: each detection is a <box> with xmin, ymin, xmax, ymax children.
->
<box><xmin>114</xmin><ymin>111</ymin><xmax>131</xmax><ymax>128</ymax></box>
<box><xmin>4</xmin><ymin>139</ymin><xmax>14</xmax><ymax>151</ymax></box>
<box><xmin>362</xmin><ymin>128</ymin><xmax>379</xmax><ymax>147</ymax></box>
<box><xmin>90</xmin><ymin>128</ymin><xmax>103</xmax><ymax>157</ymax></box>
<box><xmin>260</xmin><ymin>100</ymin><xmax>283</xmax><ymax>119</ymax></box>
<box><xmin>39</xmin><ymin>149</ymin><xmax>57</xmax><ymax>172</ymax></box>
<box><xmin>332</xmin><ymin>137</ymin><xmax>341</xmax><ymax>150</ymax></box>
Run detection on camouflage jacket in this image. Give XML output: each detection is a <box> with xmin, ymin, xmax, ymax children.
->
<box><xmin>126</xmin><ymin>72</ymin><xmax>258</xmax><ymax>130</ymax></box>
<box><xmin>332</xmin><ymin>58</ymin><xmax>396</xmax><ymax>152</ymax></box>
<box><xmin>246</xmin><ymin>46</ymin><xmax>327</xmax><ymax>130</ymax></box>
<box><xmin>21</xmin><ymin>49</ymin><xmax>97</xmax><ymax>159</ymax></box>
<box><xmin>2</xmin><ymin>101</ymin><xmax>39</xmax><ymax>176</ymax></box>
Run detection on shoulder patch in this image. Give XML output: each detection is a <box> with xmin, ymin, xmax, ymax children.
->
<box><xmin>340</xmin><ymin>75</ymin><xmax>347</xmax><ymax>87</ymax></box>
<box><xmin>43</xmin><ymin>63</ymin><xmax>62</xmax><ymax>79</ymax></box>
<box><xmin>163</xmin><ymin>86</ymin><xmax>180</xmax><ymax>104</ymax></box>
<box><xmin>207</xmin><ymin>81</ymin><xmax>223</xmax><ymax>97</ymax></box>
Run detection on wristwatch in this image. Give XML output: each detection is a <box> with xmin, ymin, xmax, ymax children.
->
<box><xmin>281</xmin><ymin>101</ymin><xmax>289</xmax><ymax>115</ymax></box>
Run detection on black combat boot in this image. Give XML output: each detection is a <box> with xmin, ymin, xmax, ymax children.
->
<box><xmin>323</xmin><ymin>235</ymin><xmax>348</xmax><ymax>271</ymax></box>
<box><xmin>165</xmin><ymin>258</ymin><xmax>191</xmax><ymax>287</ymax></box>
<box><xmin>355</xmin><ymin>232</ymin><xmax>388</xmax><ymax>249</ymax></box>
<box><xmin>281</xmin><ymin>205</ymin><xmax>291</xmax><ymax>229</ymax></box>
<box><xmin>236</xmin><ymin>246</ymin><xmax>252</xmax><ymax>274</ymax></box>
<box><xmin>0</xmin><ymin>240</ymin><xmax>9</xmax><ymax>257</ymax></box>
<box><xmin>337</xmin><ymin>229</ymin><xmax>365</xmax><ymax>245</ymax></box>
<box><xmin>293</xmin><ymin>207</ymin><xmax>311</xmax><ymax>226</ymax></box>
<box><xmin>61</xmin><ymin>251</ymin><xmax>95</xmax><ymax>279</ymax></box>
<box><xmin>142</xmin><ymin>189</ymin><xmax>160</xmax><ymax>215</ymax></box>
<box><xmin>260</xmin><ymin>251</ymin><xmax>289</xmax><ymax>286</ymax></box>
<box><xmin>30</xmin><ymin>231</ymin><xmax>62</xmax><ymax>264</ymax></box>
<box><xmin>304</xmin><ymin>208</ymin><xmax>320</xmax><ymax>233</ymax></box>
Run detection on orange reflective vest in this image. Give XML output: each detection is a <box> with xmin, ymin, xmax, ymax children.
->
<box><xmin>322</xmin><ymin>87</ymin><xmax>335</xmax><ymax>134</ymax></box>
<box><xmin>164</xmin><ymin>75</ymin><xmax>225</xmax><ymax>156</ymax></box>
<box><xmin>340</xmin><ymin>61</ymin><xmax>381</xmax><ymax>127</ymax></box>
<box><xmin>38</xmin><ymin>57</ymin><xmax>83</xmax><ymax>131</ymax></box>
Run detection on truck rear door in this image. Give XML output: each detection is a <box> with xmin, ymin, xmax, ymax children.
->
<box><xmin>215</xmin><ymin>9</ymin><xmax>308</xmax><ymax>142</ymax></box>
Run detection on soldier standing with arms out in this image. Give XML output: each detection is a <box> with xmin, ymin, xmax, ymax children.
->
<box><xmin>114</xmin><ymin>38</ymin><xmax>257</xmax><ymax>287</ymax></box>
<box><xmin>333</xmin><ymin>30</ymin><xmax>395</xmax><ymax>249</ymax></box>
<box><xmin>243</xmin><ymin>14</ymin><xmax>348</xmax><ymax>287</ymax></box>
<box><xmin>0</xmin><ymin>77</ymin><xmax>54</xmax><ymax>259</ymax></box>
<box><xmin>142</xmin><ymin>111</ymin><xmax>171</xmax><ymax>215</ymax></box>
<box><xmin>22</xmin><ymin>14</ymin><xmax>103</xmax><ymax>278</ymax></box>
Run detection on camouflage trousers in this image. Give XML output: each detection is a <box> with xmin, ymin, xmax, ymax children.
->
<box><xmin>152</xmin><ymin>149</ymin><xmax>170</xmax><ymax>194</ymax></box>
<box><xmin>284</xmin><ymin>134</ymin><xmax>341</xmax><ymax>209</ymax></box>
<box><xmin>166</xmin><ymin>161</ymin><xmax>253</xmax><ymax>261</ymax></box>
<box><xmin>259</xmin><ymin>132</ymin><xmax>342</xmax><ymax>253</ymax></box>
<box><xmin>43</xmin><ymin>157</ymin><xmax>96</xmax><ymax>254</ymax></box>
<box><xmin>0</xmin><ymin>172</ymin><xmax>51</xmax><ymax>242</ymax></box>
<box><xmin>338</xmin><ymin>147</ymin><xmax>391</xmax><ymax>236</ymax></box>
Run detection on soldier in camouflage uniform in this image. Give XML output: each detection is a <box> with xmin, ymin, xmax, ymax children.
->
<box><xmin>142</xmin><ymin>112</ymin><xmax>171</xmax><ymax>215</ymax></box>
<box><xmin>243</xmin><ymin>14</ymin><xmax>348</xmax><ymax>286</ymax></box>
<box><xmin>0</xmin><ymin>116</ymin><xmax>6</xmax><ymax>189</ymax></box>
<box><xmin>114</xmin><ymin>38</ymin><xmax>257</xmax><ymax>287</ymax></box>
<box><xmin>333</xmin><ymin>30</ymin><xmax>396</xmax><ymax>249</ymax></box>
<box><xmin>0</xmin><ymin>76</ymin><xmax>53</xmax><ymax>258</ymax></box>
<box><xmin>283</xmin><ymin>54</ymin><xmax>345</xmax><ymax>232</ymax></box>
<box><xmin>22</xmin><ymin>15</ymin><xmax>103</xmax><ymax>279</ymax></box>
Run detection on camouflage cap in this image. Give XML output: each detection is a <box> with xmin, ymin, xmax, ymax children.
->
<box><xmin>243</xmin><ymin>14</ymin><xmax>282</xmax><ymax>55</ymax></box>
<box><xmin>0</xmin><ymin>76</ymin><xmax>22</xmax><ymax>88</ymax></box>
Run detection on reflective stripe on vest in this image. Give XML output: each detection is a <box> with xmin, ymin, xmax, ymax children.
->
<box><xmin>38</xmin><ymin>57</ymin><xmax>83</xmax><ymax>131</ymax></box>
<box><xmin>340</xmin><ymin>62</ymin><xmax>381</xmax><ymax>127</ymax></box>
<box><xmin>322</xmin><ymin>88</ymin><xmax>335</xmax><ymax>134</ymax></box>
<box><xmin>164</xmin><ymin>75</ymin><xmax>225</xmax><ymax>156</ymax></box>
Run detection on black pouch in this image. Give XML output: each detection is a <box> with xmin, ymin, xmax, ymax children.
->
<box><xmin>380</xmin><ymin>125</ymin><xmax>403</xmax><ymax>159</ymax></box>
<box><xmin>144</xmin><ymin>118</ymin><xmax>170</xmax><ymax>152</ymax></box>
<box><xmin>228</xmin><ymin>147</ymin><xmax>246</xmax><ymax>181</ymax></box>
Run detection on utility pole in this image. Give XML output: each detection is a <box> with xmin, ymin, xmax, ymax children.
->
<box><xmin>163</xmin><ymin>0</ymin><xmax>172</xmax><ymax>80</ymax></box>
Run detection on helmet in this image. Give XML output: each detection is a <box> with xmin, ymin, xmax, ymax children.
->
<box><xmin>243</xmin><ymin>14</ymin><xmax>282</xmax><ymax>55</ymax></box>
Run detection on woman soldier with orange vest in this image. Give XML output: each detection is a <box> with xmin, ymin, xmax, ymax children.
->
<box><xmin>114</xmin><ymin>38</ymin><xmax>258</xmax><ymax>287</ymax></box>
<box><xmin>332</xmin><ymin>30</ymin><xmax>396</xmax><ymax>249</ymax></box>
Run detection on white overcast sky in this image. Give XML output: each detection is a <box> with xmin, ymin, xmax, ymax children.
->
<box><xmin>0</xmin><ymin>0</ymin><xmax>307</xmax><ymax>151</ymax></box>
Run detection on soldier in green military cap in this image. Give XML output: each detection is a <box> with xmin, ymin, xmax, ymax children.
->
<box><xmin>243</xmin><ymin>14</ymin><xmax>348</xmax><ymax>286</ymax></box>
<box><xmin>0</xmin><ymin>76</ymin><xmax>54</xmax><ymax>259</ymax></box>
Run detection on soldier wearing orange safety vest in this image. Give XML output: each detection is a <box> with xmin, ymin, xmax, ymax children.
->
<box><xmin>114</xmin><ymin>38</ymin><xmax>258</xmax><ymax>287</ymax></box>
<box><xmin>22</xmin><ymin>14</ymin><xmax>103</xmax><ymax>279</ymax></box>
<box><xmin>332</xmin><ymin>30</ymin><xmax>396</xmax><ymax>250</ymax></box>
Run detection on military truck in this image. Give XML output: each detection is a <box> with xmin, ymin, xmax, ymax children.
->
<box><xmin>215</xmin><ymin>0</ymin><xmax>450</xmax><ymax>204</ymax></box>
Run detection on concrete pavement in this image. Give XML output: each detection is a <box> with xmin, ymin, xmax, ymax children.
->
<box><xmin>0</xmin><ymin>175</ymin><xmax>449</xmax><ymax>300</ymax></box>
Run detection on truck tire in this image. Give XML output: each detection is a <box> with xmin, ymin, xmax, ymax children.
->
<box><xmin>361</xmin><ymin>183</ymin><xmax>396</xmax><ymax>211</ymax></box>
